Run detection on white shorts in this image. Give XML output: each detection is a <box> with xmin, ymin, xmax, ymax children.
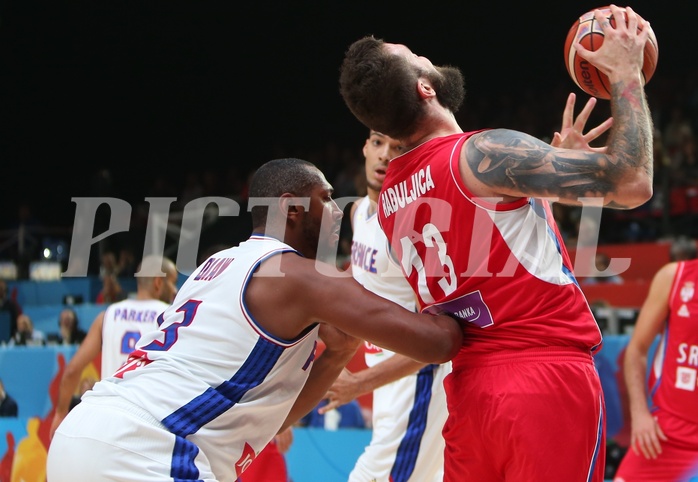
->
<box><xmin>349</xmin><ymin>362</ymin><xmax>450</xmax><ymax>482</ymax></box>
<box><xmin>47</xmin><ymin>396</ymin><xmax>218</xmax><ymax>482</ymax></box>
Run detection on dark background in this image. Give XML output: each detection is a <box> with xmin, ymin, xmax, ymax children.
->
<box><xmin>0</xmin><ymin>0</ymin><xmax>693</xmax><ymax>229</ymax></box>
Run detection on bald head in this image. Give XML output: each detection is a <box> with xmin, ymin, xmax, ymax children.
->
<box><xmin>134</xmin><ymin>255</ymin><xmax>178</xmax><ymax>303</ymax></box>
<box><xmin>136</xmin><ymin>255</ymin><xmax>177</xmax><ymax>279</ymax></box>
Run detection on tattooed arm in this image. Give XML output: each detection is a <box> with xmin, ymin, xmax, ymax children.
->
<box><xmin>461</xmin><ymin>5</ymin><xmax>653</xmax><ymax>209</ymax></box>
<box><xmin>463</xmin><ymin>118</ymin><xmax>651</xmax><ymax>209</ymax></box>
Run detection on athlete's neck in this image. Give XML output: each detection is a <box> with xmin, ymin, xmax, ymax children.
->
<box><xmin>401</xmin><ymin>113</ymin><xmax>462</xmax><ymax>150</ymax></box>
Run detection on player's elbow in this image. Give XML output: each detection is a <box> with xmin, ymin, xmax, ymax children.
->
<box><xmin>439</xmin><ymin>332</ymin><xmax>464</xmax><ymax>363</ymax></box>
<box><xmin>626</xmin><ymin>183</ymin><xmax>653</xmax><ymax>209</ymax></box>
<box><xmin>429</xmin><ymin>342</ymin><xmax>461</xmax><ymax>364</ymax></box>
<box><xmin>609</xmin><ymin>177</ymin><xmax>653</xmax><ymax>209</ymax></box>
<box><xmin>419</xmin><ymin>316</ymin><xmax>463</xmax><ymax>364</ymax></box>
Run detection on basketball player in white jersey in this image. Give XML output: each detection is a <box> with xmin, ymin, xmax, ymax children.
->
<box><xmin>49</xmin><ymin>254</ymin><xmax>178</xmax><ymax>439</ymax></box>
<box><xmin>321</xmin><ymin>130</ymin><xmax>450</xmax><ymax>482</ymax></box>
<box><xmin>46</xmin><ymin>158</ymin><xmax>463</xmax><ymax>482</ymax></box>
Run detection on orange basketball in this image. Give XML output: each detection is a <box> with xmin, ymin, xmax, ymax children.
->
<box><xmin>564</xmin><ymin>6</ymin><xmax>658</xmax><ymax>99</ymax></box>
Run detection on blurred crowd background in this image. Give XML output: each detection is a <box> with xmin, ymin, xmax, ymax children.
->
<box><xmin>1</xmin><ymin>0</ymin><xmax>696</xmax><ymax>278</ymax></box>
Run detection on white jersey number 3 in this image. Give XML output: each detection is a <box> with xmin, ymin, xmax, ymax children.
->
<box><xmin>399</xmin><ymin>223</ymin><xmax>457</xmax><ymax>304</ymax></box>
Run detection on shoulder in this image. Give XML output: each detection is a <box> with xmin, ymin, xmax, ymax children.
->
<box><xmin>645</xmin><ymin>262</ymin><xmax>681</xmax><ymax>300</ymax></box>
<box><xmin>93</xmin><ymin>309</ymin><xmax>107</xmax><ymax>324</ymax></box>
<box><xmin>253</xmin><ymin>252</ymin><xmax>347</xmax><ymax>299</ymax></box>
<box><xmin>461</xmin><ymin>128</ymin><xmax>496</xmax><ymax>147</ymax></box>
<box><xmin>656</xmin><ymin>261</ymin><xmax>680</xmax><ymax>282</ymax></box>
<box><xmin>459</xmin><ymin>128</ymin><xmax>524</xmax><ymax>199</ymax></box>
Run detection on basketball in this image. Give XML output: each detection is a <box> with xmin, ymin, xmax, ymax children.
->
<box><xmin>564</xmin><ymin>6</ymin><xmax>658</xmax><ymax>99</ymax></box>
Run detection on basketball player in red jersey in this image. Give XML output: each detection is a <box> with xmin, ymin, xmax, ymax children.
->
<box><xmin>339</xmin><ymin>5</ymin><xmax>653</xmax><ymax>481</ymax></box>
<box><xmin>614</xmin><ymin>256</ymin><xmax>698</xmax><ymax>482</ymax></box>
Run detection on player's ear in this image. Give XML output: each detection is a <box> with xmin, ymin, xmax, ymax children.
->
<box><xmin>278</xmin><ymin>193</ymin><xmax>306</xmax><ymax>222</ymax></box>
<box><xmin>417</xmin><ymin>79</ymin><xmax>435</xmax><ymax>100</ymax></box>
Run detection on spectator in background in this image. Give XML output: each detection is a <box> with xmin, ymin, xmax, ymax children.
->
<box><xmin>0</xmin><ymin>378</ymin><xmax>18</xmax><ymax>417</ymax></box>
<box><xmin>582</xmin><ymin>252</ymin><xmax>625</xmax><ymax>285</ymax></box>
<box><xmin>670</xmin><ymin>132</ymin><xmax>698</xmax><ymax>187</ymax></box>
<box><xmin>117</xmin><ymin>247</ymin><xmax>137</xmax><ymax>278</ymax></box>
<box><xmin>8</xmin><ymin>314</ymin><xmax>45</xmax><ymax>346</ymax></box>
<box><xmin>99</xmin><ymin>251</ymin><xmax>119</xmax><ymax>278</ymax></box>
<box><xmin>669</xmin><ymin>236</ymin><xmax>698</xmax><ymax>262</ymax></box>
<box><xmin>96</xmin><ymin>249</ymin><xmax>128</xmax><ymax>304</ymax></box>
<box><xmin>95</xmin><ymin>273</ymin><xmax>126</xmax><ymax>304</ymax></box>
<box><xmin>99</xmin><ymin>248</ymin><xmax>132</xmax><ymax>279</ymax></box>
<box><xmin>0</xmin><ymin>279</ymin><xmax>22</xmax><ymax>340</ymax></box>
<box><xmin>663</xmin><ymin>106</ymin><xmax>693</xmax><ymax>156</ymax></box>
<box><xmin>570</xmin><ymin>209</ymin><xmax>603</xmax><ymax>250</ymax></box>
<box><xmin>54</xmin><ymin>308</ymin><xmax>87</xmax><ymax>345</ymax></box>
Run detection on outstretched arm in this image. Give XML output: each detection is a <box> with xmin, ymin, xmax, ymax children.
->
<box><xmin>318</xmin><ymin>354</ymin><xmax>427</xmax><ymax>413</ymax></box>
<box><xmin>247</xmin><ymin>252</ymin><xmax>463</xmax><ymax>363</ymax></box>
<box><xmin>247</xmin><ymin>253</ymin><xmax>463</xmax><ymax>431</ymax></box>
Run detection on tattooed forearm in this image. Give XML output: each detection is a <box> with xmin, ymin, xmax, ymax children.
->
<box><xmin>608</xmin><ymin>80</ymin><xmax>654</xmax><ymax>178</ymax></box>
<box><xmin>467</xmin><ymin>129</ymin><xmax>618</xmax><ymax>200</ymax></box>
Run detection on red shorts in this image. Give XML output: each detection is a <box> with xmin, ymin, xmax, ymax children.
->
<box><xmin>443</xmin><ymin>348</ymin><xmax>605</xmax><ymax>482</ymax></box>
<box><xmin>237</xmin><ymin>441</ymin><xmax>288</xmax><ymax>482</ymax></box>
<box><xmin>614</xmin><ymin>409</ymin><xmax>698</xmax><ymax>482</ymax></box>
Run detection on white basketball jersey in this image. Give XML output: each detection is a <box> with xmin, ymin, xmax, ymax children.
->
<box><xmin>84</xmin><ymin>235</ymin><xmax>320</xmax><ymax>481</ymax></box>
<box><xmin>350</xmin><ymin>196</ymin><xmax>450</xmax><ymax>482</ymax></box>
<box><xmin>100</xmin><ymin>298</ymin><xmax>170</xmax><ymax>378</ymax></box>
<box><xmin>351</xmin><ymin>196</ymin><xmax>416</xmax><ymax>368</ymax></box>
<box><xmin>351</xmin><ymin>196</ymin><xmax>416</xmax><ymax>312</ymax></box>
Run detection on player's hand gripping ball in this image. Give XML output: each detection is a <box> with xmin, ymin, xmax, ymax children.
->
<box><xmin>564</xmin><ymin>5</ymin><xmax>658</xmax><ymax>99</ymax></box>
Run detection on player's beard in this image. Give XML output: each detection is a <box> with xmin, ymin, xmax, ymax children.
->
<box><xmin>301</xmin><ymin>214</ymin><xmax>339</xmax><ymax>265</ymax></box>
<box><xmin>432</xmin><ymin>65</ymin><xmax>465</xmax><ymax>114</ymax></box>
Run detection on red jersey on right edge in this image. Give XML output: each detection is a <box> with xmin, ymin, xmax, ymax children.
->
<box><xmin>649</xmin><ymin>259</ymin><xmax>698</xmax><ymax>424</ymax></box>
<box><xmin>377</xmin><ymin>132</ymin><xmax>603</xmax><ymax>362</ymax></box>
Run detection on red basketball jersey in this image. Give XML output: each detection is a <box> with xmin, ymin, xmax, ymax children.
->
<box><xmin>649</xmin><ymin>259</ymin><xmax>698</xmax><ymax>425</ymax></box>
<box><xmin>377</xmin><ymin>132</ymin><xmax>602</xmax><ymax>363</ymax></box>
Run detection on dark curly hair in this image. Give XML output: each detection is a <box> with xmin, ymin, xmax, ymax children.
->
<box><xmin>339</xmin><ymin>36</ymin><xmax>425</xmax><ymax>140</ymax></box>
